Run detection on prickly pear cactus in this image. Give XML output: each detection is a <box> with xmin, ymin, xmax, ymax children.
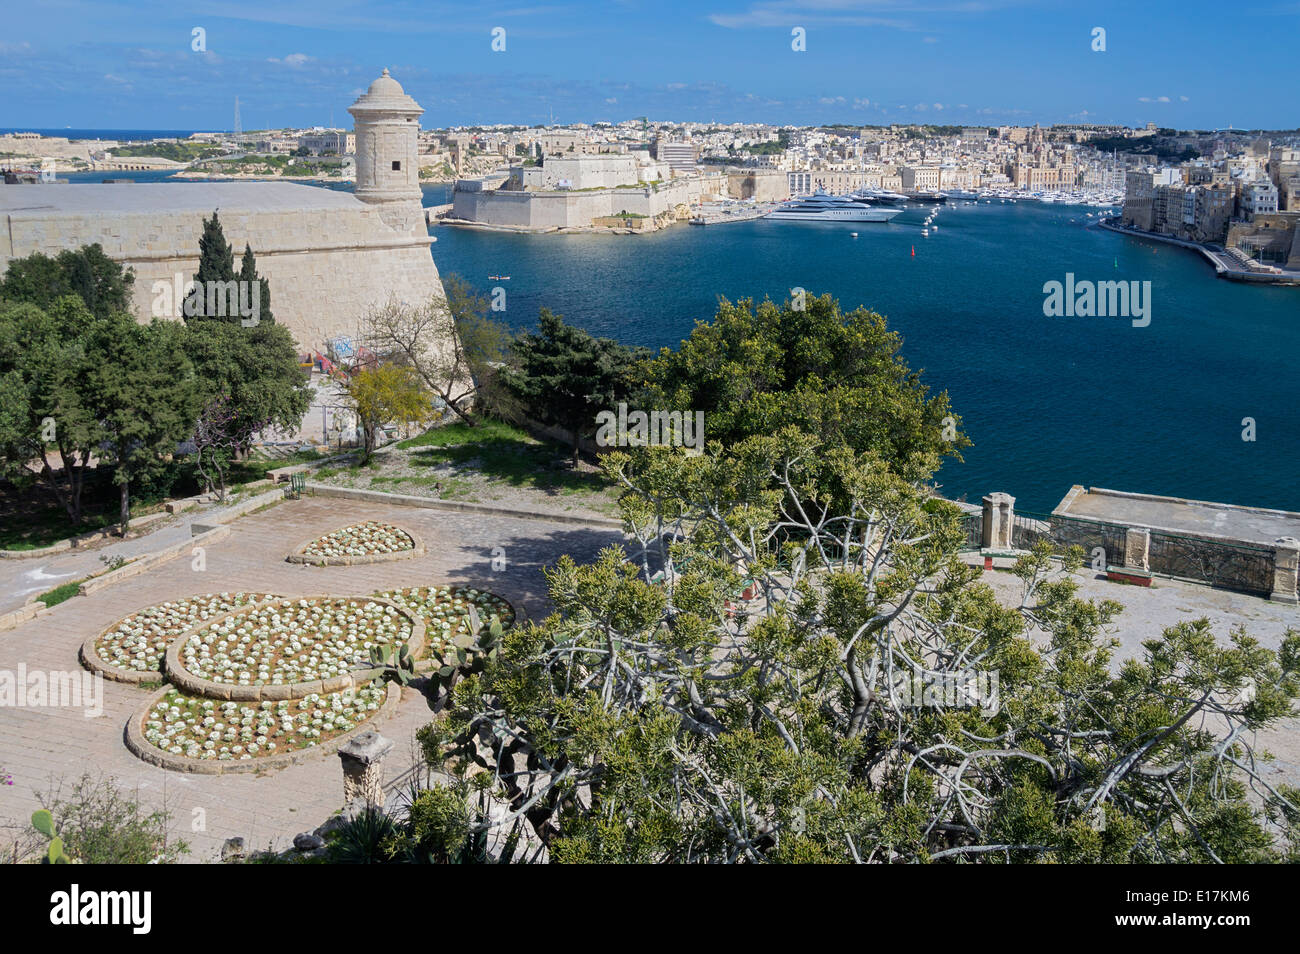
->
<box><xmin>426</xmin><ymin>614</ymin><xmax>504</xmax><ymax>704</ymax></box>
<box><xmin>32</xmin><ymin>809</ymin><xmax>71</xmax><ymax>864</ymax></box>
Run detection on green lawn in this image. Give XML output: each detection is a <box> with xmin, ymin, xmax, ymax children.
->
<box><xmin>38</xmin><ymin>580</ymin><xmax>84</xmax><ymax>607</ymax></box>
<box><xmin>398</xmin><ymin>420</ymin><xmax>609</xmax><ymax>495</ymax></box>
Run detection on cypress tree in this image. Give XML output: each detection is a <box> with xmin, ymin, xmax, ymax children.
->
<box><xmin>237</xmin><ymin>243</ymin><xmax>274</xmax><ymax>325</ymax></box>
<box><xmin>185</xmin><ymin>211</ymin><xmax>236</xmax><ymax>321</ymax></box>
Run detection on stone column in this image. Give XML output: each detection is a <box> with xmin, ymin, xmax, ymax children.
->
<box><xmin>1270</xmin><ymin>538</ymin><xmax>1300</xmax><ymax>604</ymax></box>
<box><xmin>338</xmin><ymin>730</ymin><xmax>394</xmax><ymax>807</ymax></box>
<box><xmin>1124</xmin><ymin>528</ymin><xmax>1150</xmax><ymax>571</ymax></box>
<box><xmin>981</xmin><ymin>493</ymin><xmax>1015</xmax><ymax>551</ymax></box>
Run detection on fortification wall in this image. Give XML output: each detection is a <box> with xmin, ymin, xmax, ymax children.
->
<box><xmin>452</xmin><ymin>178</ymin><xmax>697</xmax><ymax>229</ymax></box>
<box><xmin>0</xmin><ymin>201</ymin><xmax>443</xmax><ymax>350</ymax></box>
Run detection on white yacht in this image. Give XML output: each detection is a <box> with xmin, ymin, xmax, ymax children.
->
<box><xmin>766</xmin><ymin>192</ymin><xmax>902</xmax><ymax>223</ymax></box>
<box><xmin>851</xmin><ymin>188</ymin><xmax>908</xmax><ymax>206</ymax></box>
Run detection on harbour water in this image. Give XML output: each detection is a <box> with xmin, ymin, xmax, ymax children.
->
<box><xmin>47</xmin><ymin>172</ymin><xmax>1300</xmax><ymax>513</ymax></box>
<box><xmin>428</xmin><ymin>200</ymin><xmax>1300</xmax><ymax>514</ymax></box>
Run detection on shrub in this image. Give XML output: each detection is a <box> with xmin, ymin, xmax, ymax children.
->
<box><xmin>37</xmin><ymin>774</ymin><xmax>188</xmax><ymax>864</ymax></box>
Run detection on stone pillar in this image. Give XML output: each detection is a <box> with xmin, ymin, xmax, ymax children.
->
<box><xmin>981</xmin><ymin>493</ymin><xmax>1015</xmax><ymax>551</ymax></box>
<box><xmin>1124</xmin><ymin>528</ymin><xmax>1150</xmax><ymax>571</ymax></box>
<box><xmin>1270</xmin><ymin>537</ymin><xmax>1300</xmax><ymax>604</ymax></box>
<box><xmin>338</xmin><ymin>730</ymin><xmax>394</xmax><ymax>807</ymax></box>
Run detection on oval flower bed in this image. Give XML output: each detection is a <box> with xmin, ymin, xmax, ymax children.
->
<box><xmin>127</xmin><ymin>682</ymin><xmax>396</xmax><ymax>774</ymax></box>
<box><xmin>287</xmin><ymin>520</ymin><xmax>424</xmax><ymax>566</ymax></box>
<box><xmin>374</xmin><ymin>586</ymin><xmax>516</xmax><ymax>657</ymax></box>
<box><xmin>83</xmin><ymin>592</ymin><xmax>281</xmax><ymax>682</ymax></box>
<box><xmin>167</xmin><ymin>596</ymin><xmax>421</xmax><ymax>699</ymax></box>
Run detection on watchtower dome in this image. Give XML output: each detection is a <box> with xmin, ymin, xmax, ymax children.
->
<box><xmin>348</xmin><ymin>69</ymin><xmax>424</xmax><ymax>224</ymax></box>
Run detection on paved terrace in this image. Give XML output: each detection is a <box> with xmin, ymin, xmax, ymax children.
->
<box><xmin>1</xmin><ymin>494</ymin><xmax>1298</xmax><ymax>861</ymax></box>
<box><xmin>0</xmin><ymin>496</ymin><xmax>622</xmax><ymax>861</ymax></box>
<box><xmin>1056</xmin><ymin>486</ymin><xmax>1300</xmax><ymax>547</ymax></box>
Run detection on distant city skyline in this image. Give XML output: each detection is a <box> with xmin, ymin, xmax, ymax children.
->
<box><xmin>2</xmin><ymin>0</ymin><xmax>1296</xmax><ymax>131</ymax></box>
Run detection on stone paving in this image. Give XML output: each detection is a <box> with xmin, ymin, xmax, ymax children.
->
<box><xmin>0</xmin><ymin>496</ymin><xmax>622</xmax><ymax>861</ymax></box>
<box><xmin>2</xmin><ymin>494</ymin><xmax>1299</xmax><ymax>862</ymax></box>
<box><xmin>1</xmin><ymin>492</ymin><xmax>265</xmax><ymax>614</ymax></box>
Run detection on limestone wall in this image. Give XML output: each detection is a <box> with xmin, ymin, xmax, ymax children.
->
<box><xmin>0</xmin><ymin>202</ymin><xmax>444</xmax><ymax>350</ymax></box>
<box><xmin>452</xmin><ymin>177</ymin><xmax>702</xmax><ymax>229</ymax></box>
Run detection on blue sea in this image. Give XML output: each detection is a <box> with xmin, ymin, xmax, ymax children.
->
<box><xmin>45</xmin><ymin>171</ymin><xmax>1300</xmax><ymax>513</ymax></box>
<box><xmin>2</xmin><ymin>128</ymin><xmax>211</xmax><ymax>141</ymax></box>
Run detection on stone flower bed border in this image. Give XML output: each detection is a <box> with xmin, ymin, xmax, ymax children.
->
<box><xmin>376</xmin><ymin>586</ymin><xmax>518</xmax><ymax>664</ymax></box>
<box><xmin>285</xmin><ymin>525</ymin><xmax>425</xmax><ymax>566</ymax></box>
<box><xmin>124</xmin><ymin>681</ymin><xmax>402</xmax><ymax>776</ymax></box>
<box><xmin>161</xmin><ymin>595</ymin><xmax>426</xmax><ymax>702</ymax></box>
<box><xmin>82</xmin><ymin>627</ymin><xmax>165</xmax><ymax>685</ymax></box>
<box><xmin>80</xmin><ymin>594</ymin><xmax>282</xmax><ymax>685</ymax></box>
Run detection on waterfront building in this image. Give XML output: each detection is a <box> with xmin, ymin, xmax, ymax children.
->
<box><xmin>654</xmin><ymin>139</ymin><xmax>699</xmax><ymax>173</ymax></box>
<box><xmin>899</xmin><ymin>164</ymin><xmax>940</xmax><ymax>191</ymax></box>
<box><xmin>1242</xmin><ymin>181</ymin><xmax>1280</xmax><ymax>216</ymax></box>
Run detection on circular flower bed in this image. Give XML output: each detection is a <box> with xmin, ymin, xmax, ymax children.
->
<box><xmin>288</xmin><ymin>521</ymin><xmax>423</xmax><ymax>565</ymax></box>
<box><xmin>126</xmin><ymin>680</ymin><xmax>400</xmax><ymax>774</ymax></box>
<box><xmin>374</xmin><ymin>586</ymin><xmax>515</xmax><ymax>656</ymax></box>
<box><xmin>84</xmin><ymin>592</ymin><xmax>280</xmax><ymax>682</ymax></box>
<box><xmin>170</xmin><ymin>596</ymin><xmax>418</xmax><ymax>694</ymax></box>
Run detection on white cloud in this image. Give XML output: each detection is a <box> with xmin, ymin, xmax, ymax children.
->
<box><xmin>268</xmin><ymin>52</ymin><xmax>312</xmax><ymax>67</ymax></box>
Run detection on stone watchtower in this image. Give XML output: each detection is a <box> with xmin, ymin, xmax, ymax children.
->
<box><xmin>348</xmin><ymin>68</ymin><xmax>425</xmax><ymax>232</ymax></box>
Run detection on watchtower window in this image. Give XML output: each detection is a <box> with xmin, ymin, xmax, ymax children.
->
<box><xmin>392</xmin><ymin>160</ymin><xmax>401</xmax><ymax>171</ymax></box>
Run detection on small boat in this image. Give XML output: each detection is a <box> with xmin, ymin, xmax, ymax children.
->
<box><xmin>921</xmin><ymin>229</ymin><xmax>929</xmax><ymax>237</ymax></box>
<box><xmin>487</xmin><ymin>275</ymin><xmax>511</xmax><ymax>281</ymax></box>
<box><xmin>850</xmin><ymin>232</ymin><xmax>858</xmax><ymax>238</ymax></box>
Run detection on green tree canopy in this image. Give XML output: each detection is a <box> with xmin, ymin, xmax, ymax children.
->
<box><xmin>501</xmin><ymin>308</ymin><xmax>647</xmax><ymax>461</ymax></box>
<box><xmin>424</xmin><ymin>435</ymin><xmax>1300</xmax><ymax>863</ymax></box>
<box><xmin>85</xmin><ymin>315</ymin><xmax>197</xmax><ymax>528</ymax></box>
<box><xmin>194</xmin><ymin>210</ymin><xmax>236</xmax><ymax>286</ymax></box>
<box><xmin>185</xmin><ymin>320</ymin><xmax>311</xmax><ymax>453</ymax></box>
<box><xmin>644</xmin><ymin>294</ymin><xmax>966</xmax><ymax>482</ymax></box>
<box><xmin>0</xmin><ymin>297</ymin><xmax>103</xmax><ymax>522</ymax></box>
<box><xmin>0</xmin><ymin>244</ymin><xmax>134</xmax><ymax>320</ymax></box>
<box><xmin>237</xmin><ymin>242</ymin><xmax>274</xmax><ymax>325</ymax></box>
<box><xmin>342</xmin><ymin>362</ymin><xmax>433</xmax><ymax>462</ymax></box>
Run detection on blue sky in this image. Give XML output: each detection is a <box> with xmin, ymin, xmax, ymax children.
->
<box><xmin>1</xmin><ymin>1</ymin><xmax>1296</xmax><ymax>130</ymax></box>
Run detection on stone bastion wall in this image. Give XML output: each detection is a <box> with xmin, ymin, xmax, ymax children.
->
<box><xmin>0</xmin><ymin>198</ymin><xmax>445</xmax><ymax>351</ymax></box>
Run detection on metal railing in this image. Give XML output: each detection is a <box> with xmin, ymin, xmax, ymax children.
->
<box><xmin>1147</xmin><ymin>529</ymin><xmax>1274</xmax><ymax>597</ymax></box>
<box><xmin>1010</xmin><ymin>511</ymin><xmax>1127</xmax><ymax>566</ymax></box>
